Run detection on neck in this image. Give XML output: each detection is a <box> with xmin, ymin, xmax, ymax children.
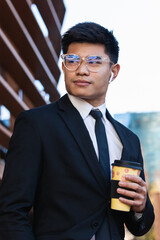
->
<box><xmin>80</xmin><ymin>97</ymin><xmax>105</xmax><ymax>107</ymax></box>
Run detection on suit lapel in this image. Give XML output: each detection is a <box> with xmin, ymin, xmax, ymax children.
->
<box><xmin>57</xmin><ymin>94</ymin><xmax>107</xmax><ymax>194</ymax></box>
<box><xmin>105</xmin><ymin>109</ymin><xmax>130</xmax><ymax>161</ymax></box>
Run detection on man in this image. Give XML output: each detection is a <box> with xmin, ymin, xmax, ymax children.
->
<box><xmin>0</xmin><ymin>22</ymin><xmax>154</xmax><ymax>240</ymax></box>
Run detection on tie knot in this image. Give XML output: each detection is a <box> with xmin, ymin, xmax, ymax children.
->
<box><xmin>90</xmin><ymin>110</ymin><xmax>102</xmax><ymax>120</ymax></box>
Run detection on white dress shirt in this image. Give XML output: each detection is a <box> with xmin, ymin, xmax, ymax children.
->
<box><xmin>68</xmin><ymin>94</ymin><xmax>123</xmax><ymax>175</ymax></box>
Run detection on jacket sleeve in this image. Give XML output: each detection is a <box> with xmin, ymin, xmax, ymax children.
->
<box><xmin>125</xmin><ymin>196</ymin><xmax>154</xmax><ymax>236</ymax></box>
<box><xmin>0</xmin><ymin>111</ymin><xmax>42</xmax><ymax>240</ymax></box>
<box><xmin>124</xmin><ymin>141</ymin><xmax>155</xmax><ymax>236</ymax></box>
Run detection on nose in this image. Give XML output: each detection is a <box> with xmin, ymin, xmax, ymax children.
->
<box><xmin>76</xmin><ymin>61</ymin><xmax>90</xmax><ymax>75</ymax></box>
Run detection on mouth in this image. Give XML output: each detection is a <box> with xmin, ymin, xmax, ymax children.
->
<box><xmin>73</xmin><ymin>79</ymin><xmax>91</xmax><ymax>86</ymax></box>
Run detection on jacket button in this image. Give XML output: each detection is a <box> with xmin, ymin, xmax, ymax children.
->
<box><xmin>91</xmin><ymin>222</ymin><xmax>99</xmax><ymax>228</ymax></box>
<box><xmin>140</xmin><ymin>222</ymin><xmax>145</xmax><ymax>230</ymax></box>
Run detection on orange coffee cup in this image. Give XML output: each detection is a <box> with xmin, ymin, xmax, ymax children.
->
<box><xmin>111</xmin><ymin>160</ymin><xmax>142</xmax><ymax>212</ymax></box>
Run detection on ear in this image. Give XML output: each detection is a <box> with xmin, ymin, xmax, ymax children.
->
<box><xmin>111</xmin><ymin>64</ymin><xmax>120</xmax><ymax>82</ymax></box>
<box><xmin>62</xmin><ymin>62</ymin><xmax>65</xmax><ymax>72</ymax></box>
<box><xmin>109</xmin><ymin>72</ymin><xmax>114</xmax><ymax>84</ymax></box>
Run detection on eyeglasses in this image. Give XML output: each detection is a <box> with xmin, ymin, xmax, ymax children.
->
<box><xmin>61</xmin><ymin>54</ymin><xmax>113</xmax><ymax>72</ymax></box>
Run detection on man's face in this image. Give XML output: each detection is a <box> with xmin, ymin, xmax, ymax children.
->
<box><xmin>62</xmin><ymin>42</ymin><xmax>119</xmax><ymax>106</ymax></box>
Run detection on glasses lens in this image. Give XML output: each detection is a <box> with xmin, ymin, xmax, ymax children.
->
<box><xmin>86</xmin><ymin>56</ymin><xmax>103</xmax><ymax>72</ymax></box>
<box><xmin>64</xmin><ymin>54</ymin><xmax>80</xmax><ymax>71</ymax></box>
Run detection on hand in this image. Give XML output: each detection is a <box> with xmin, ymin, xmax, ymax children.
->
<box><xmin>117</xmin><ymin>175</ymin><xmax>147</xmax><ymax>213</ymax></box>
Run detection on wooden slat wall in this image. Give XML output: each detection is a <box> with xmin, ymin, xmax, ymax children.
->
<box><xmin>0</xmin><ymin>0</ymin><xmax>65</xmax><ymax>151</ymax></box>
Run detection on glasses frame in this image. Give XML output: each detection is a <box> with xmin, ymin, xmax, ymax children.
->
<box><xmin>61</xmin><ymin>54</ymin><xmax>114</xmax><ymax>72</ymax></box>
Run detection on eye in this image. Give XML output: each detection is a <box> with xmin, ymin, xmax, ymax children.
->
<box><xmin>87</xmin><ymin>56</ymin><xmax>102</xmax><ymax>65</ymax></box>
<box><xmin>89</xmin><ymin>60</ymin><xmax>102</xmax><ymax>65</ymax></box>
<box><xmin>68</xmin><ymin>59</ymin><xmax>77</xmax><ymax>63</ymax></box>
<box><xmin>65</xmin><ymin>55</ymin><xmax>80</xmax><ymax>64</ymax></box>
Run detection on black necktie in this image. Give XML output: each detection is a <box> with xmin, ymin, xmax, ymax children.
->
<box><xmin>90</xmin><ymin>110</ymin><xmax>110</xmax><ymax>182</ymax></box>
<box><xmin>90</xmin><ymin>110</ymin><xmax>111</xmax><ymax>240</ymax></box>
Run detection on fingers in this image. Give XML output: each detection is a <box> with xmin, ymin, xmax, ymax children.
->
<box><xmin>119</xmin><ymin>175</ymin><xmax>147</xmax><ymax>192</ymax></box>
<box><xmin>117</xmin><ymin>175</ymin><xmax>147</xmax><ymax>212</ymax></box>
<box><xmin>124</xmin><ymin>175</ymin><xmax>146</xmax><ymax>187</ymax></box>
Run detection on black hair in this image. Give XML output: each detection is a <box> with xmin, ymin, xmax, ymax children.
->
<box><xmin>61</xmin><ymin>22</ymin><xmax>119</xmax><ymax>63</ymax></box>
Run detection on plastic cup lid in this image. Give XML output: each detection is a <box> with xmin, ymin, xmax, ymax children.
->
<box><xmin>112</xmin><ymin>160</ymin><xmax>142</xmax><ymax>170</ymax></box>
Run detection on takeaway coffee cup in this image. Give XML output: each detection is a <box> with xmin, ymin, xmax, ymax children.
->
<box><xmin>111</xmin><ymin>160</ymin><xmax>142</xmax><ymax>212</ymax></box>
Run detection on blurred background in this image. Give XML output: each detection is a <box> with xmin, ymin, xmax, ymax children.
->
<box><xmin>59</xmin><ymin>0</ymin><xmax>160</xmax><ymax>114</ymax></box>
<box><xmin>0</xmin><ymin>0</ymin><xmax>160</xmax><ymax>239</ymax></box>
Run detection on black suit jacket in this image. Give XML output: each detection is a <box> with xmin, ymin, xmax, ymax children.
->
<box><xmin>0</xmin><ymin>94</ymin><xmax>154</xmax><ymax>240</ymax></box>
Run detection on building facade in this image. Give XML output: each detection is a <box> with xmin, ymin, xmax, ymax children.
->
<box><xmin>114</xmin><ymin>112</ymin><xmax>160</xmax><ymax>184</ymax></box>
<box><xmin>0</xmin><ymin>0</ymin><xmax>65</xmax><ymax>179</ymax></box>
<box><xmin>114</xmin><ymin>111</ymin><xmax>160</xmax><ymax>240</ymax></box>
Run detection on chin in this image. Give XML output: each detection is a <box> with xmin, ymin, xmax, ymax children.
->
<box><xmin>67</xmin><ymin>89</ymin><xmax>90</xmax><ymax>98</ymax></box>
<box><xmin>73</xmin><ymin>93</ymin><xmax>91</xmax><ymax>99</ymax></box>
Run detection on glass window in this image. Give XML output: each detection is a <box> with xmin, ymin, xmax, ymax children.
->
<box><xmin>0</xmin><ymin>105</ymin><xmax>10</xmax><ymax>128</ymax></box>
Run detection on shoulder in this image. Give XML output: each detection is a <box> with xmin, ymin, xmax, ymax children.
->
<box><xmin>14</xmin><ymin>95</ymin><xmax>72</xmax><ymax>129</ymax></box>
<box><xmin>106</xmin><ymin>109</ymin><xmax>140</xmax><ymax>143</ymax></box>
<box><xmin>14</xmin><ymin>99</ymin><xmax>61</xmax><ymax>131</ymax></box>
<box><xmin>114</xmin><ymin>118</ymin><xmax>137</xmax><ymax>137</ymax></box>
<box><xmin>17</xmin><ymin>103</ymin><xmax>54</xmax><ymax>121</ymax></box>
<box><xmin>17</xmin><ymin>94</ymin><xmax>71</xmax><ymax>120</ymax></box>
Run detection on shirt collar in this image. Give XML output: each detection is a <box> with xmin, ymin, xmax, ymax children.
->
<box><xmin>68</xmin><ymin>94</ymin><xmax>106</xmax><ymax>120</ymax></box>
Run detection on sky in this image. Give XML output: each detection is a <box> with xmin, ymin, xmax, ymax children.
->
<box><xmin>57</xmin><ymin>0</ymin><xmax>160</xmax><ymax>115</ymax></box>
